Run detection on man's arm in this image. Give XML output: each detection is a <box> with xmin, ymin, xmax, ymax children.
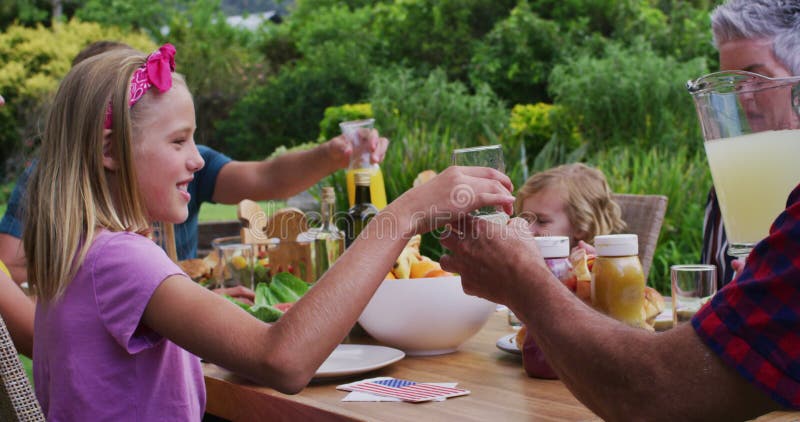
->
<box><xmin>0</xmin><ymin>164</ymin><xmax>34</xmax><ymax>284</ymax></box>
<box><xmin>212</xmin><ymin>133</ymin><xmax>388</xmax><ymax>204</ymax></box>
<box><xmin>441</xmin><ymin>218</ymin><xmax>781</xmax><ymax>421</ymax></box>
<box><xmin>0</xmin><ymin>272</ymin><xmax>34</xmax><ymax>357</ymax></box>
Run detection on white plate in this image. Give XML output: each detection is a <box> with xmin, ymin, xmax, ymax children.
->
<box><xmin>496</xmin><ymin>333</ymin><xmax>521</xmax><ymax>355</ymax></box>
<box><xmin>314</xmin><ymin>344</ymin><xmax>405</xmax><ymax>379</ymax></box>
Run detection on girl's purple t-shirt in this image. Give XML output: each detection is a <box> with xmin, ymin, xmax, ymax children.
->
<box><xmin>33</xmin><ymin>230</ymin><xmax>205</xmax><ymax>421</ymax></box>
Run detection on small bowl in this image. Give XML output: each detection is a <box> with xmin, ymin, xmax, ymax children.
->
<box><xmin>358</xmin><ymin>276</ymin><xmax>495</xmax><ymax>356</ymax></box>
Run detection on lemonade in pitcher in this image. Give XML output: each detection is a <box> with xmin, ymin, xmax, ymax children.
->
<box><xmin>688</xmin><ymin>70</ymin><xmax>800</xmax><ymax>258</ymax></box>
<box><xmin>704</xmin><ymin>129</ymin><xmax>800</xmax><ymax>247</ymax></box>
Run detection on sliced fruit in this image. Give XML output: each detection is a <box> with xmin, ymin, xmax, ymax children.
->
<box><xmin>231</xmin><ymin>255</ymin><xmax>248</xmax><ymax>270</ymax></box>
<box><xmin>424</xmin><ymin>269</ymin><xmax>452</xmax><ymax>278</ymax></box>
<box><xmin>385</xmin><ymin>271</ymin><xmax>396</xmax><ymax>279</ymax></box>
<box><xmin>410</xmin><ymin>259</ymin><xmax>440</xmax><ymax>278</ymax></box>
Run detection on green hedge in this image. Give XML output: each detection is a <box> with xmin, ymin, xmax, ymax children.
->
<box><xmin>0</xmin><ymin>19</ymin><xmax>155</xmax><ymax>177</ymax></box>
<box><xmin>318</xmin><ymin>103</ymin><xmax>373</xmax><ymax>141</ymax></box>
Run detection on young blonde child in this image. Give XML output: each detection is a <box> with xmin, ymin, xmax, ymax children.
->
<box><xmin>514</xmin><ymin>163</ymin><xmax>626</xmax><ymax>247</ymax></box>
<box><xmin>24</xmin><ymin>45</ymin><xmax>515</xmax><ymax>419</ymax></box>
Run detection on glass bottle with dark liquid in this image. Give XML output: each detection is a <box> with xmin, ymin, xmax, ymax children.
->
<box><xmin>344</xmin><ymin>171</ymin><xmax>378</xmax><ymax>248</ymax></box>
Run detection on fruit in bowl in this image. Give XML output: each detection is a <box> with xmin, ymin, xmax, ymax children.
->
<box><xmin>358</xmin><ymin>275</ymin><xmax>494</xmax><ymax>356</ymax></box>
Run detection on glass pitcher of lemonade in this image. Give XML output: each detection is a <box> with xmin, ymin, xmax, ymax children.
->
<box><xmin>687</xmin><ymin>71</ymin><xmax>800</xmax><ymax>259</ymax></box>
<box><xmin>340</xmin><ymin>118</ymin><xmax>388</xmax><ymax>210</ymax></box>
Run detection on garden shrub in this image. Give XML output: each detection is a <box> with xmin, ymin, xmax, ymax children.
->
<box><xmin>0</xmin><ymin>19</ymin><xmax>154</xmax><ymax>177</ymax></box>
<box><xmin>217</xmin><ymin>60</ymin><xmax>367</xmax><ymax>160</ymax></box>
<box><xmin>509</xmin><ymin>103</ymin><xmax>582</xmax><ymax>162</ymax></box>
<box><xmin>469</xmin><ymin>0</ymin><xmax>562</xmax><ymax>105</ymax></box>
<box><xmin>368</xmin><ymin>67</ymin><xmax>508</xmax><ymax>147</ymax></box>
<box><xmin>318</xmin><ymin>103</ymin><xmax>373</xmax><ymax>141</ymax></box>
<box><xmin>548</xmin><ymin>39</ymin><xmax>708</xmax><ymax>152</ymax></box>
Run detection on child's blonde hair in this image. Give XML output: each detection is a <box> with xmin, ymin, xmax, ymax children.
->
<box><xmin>515</xmin><ymin>163</ymin><xmax>626</xmax><ymax>243</ymax></box>
<box><xmin>24</xmin><ymin>49</ymin><xmax>186</xmax><ymax>300</ymax></box>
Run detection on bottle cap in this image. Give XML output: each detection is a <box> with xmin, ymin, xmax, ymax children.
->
<box><xmin>321</xmin><ymin>187</ymin><xmax>336</xmax><ymax>203</ymax></box>
<box><xmin>534</xmin><ymin>236</ymin><xmax>569</xmax><ymax>258</ymax></box>
<box><xmin>594</xmin><ymin>234</ymin><xmax>638</xmax><ymax>257</ymax></box>
<box><xmin>354</xmin><ymin>171</ymin><xmax>371</xmax><ymax>186</ymax></box>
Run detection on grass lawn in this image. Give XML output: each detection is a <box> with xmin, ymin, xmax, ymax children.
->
<box><xmin>198</xmin><ymin>201</ymin><xmax>285</xmax><ymax>222</ymax></box>
<box><xmin>0</xmin><ymin>202</ymin><xmax>285</xmax><ymax>224</ymax></box>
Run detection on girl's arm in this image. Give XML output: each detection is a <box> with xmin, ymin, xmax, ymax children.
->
<box><xmin>143</xmin><ymin>166</ymin><xmax>514</xmax><ymax>393</ymax></box>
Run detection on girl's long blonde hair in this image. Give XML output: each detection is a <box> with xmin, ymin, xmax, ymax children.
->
<box><xmin>515</xmin><ymin>163</ymin><xmax>626</xmax><ymax>243</ymax></box>
<box><xmin>24</xmin><ymin>49</ymin><xmax>155</xmax><ymax>301</ymax></box>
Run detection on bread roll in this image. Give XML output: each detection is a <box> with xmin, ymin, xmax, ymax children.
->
<box><xmin>179</xmin><ymin>258</ymin><xmax>210</xmax><ymax>282</ymax></box>
<box><xmin>413</xmin><ymin>170</ymin><xmax>437</xmax><ymax>187</ymax></box>
<box><xmin>643</xmin><ymin>286</ymin><xmax>665</xmax><ymax>322</ymax></box>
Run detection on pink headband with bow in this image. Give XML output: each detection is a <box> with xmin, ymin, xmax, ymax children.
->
<box><xmin>104</xmin><ymin>43</ymin><xmax>176</xmax><ymax>129</ymax></box>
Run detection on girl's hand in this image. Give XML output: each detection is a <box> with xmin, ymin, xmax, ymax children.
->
<box><xmin>572</xmin><ymin>240</ymin><xmax>596</xmax><ymax>256</ymax></box>
<box><xmin>386</xmin><ymin>166</ymin><xmax>515</xmax><ymax>237</ymax></box>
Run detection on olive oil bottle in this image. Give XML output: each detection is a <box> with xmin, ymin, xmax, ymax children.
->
<box><xmin>344</xmin><ymin>172</ymin><xmax>378</xmax><ymax>248</ymax></box>
<box><xmin>310</xmin><ymin>187</ymin><xmax>345</xmax><ymax>280</ymax></box>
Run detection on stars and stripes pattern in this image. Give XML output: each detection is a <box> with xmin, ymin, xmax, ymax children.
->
<box><xmin>344</xmin><ymin>378</ymin><xmax>469</xmax><ymax>402</ymax></box>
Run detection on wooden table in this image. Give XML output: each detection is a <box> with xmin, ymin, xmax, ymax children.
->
<box><xmin>204</xmin><ymin>311</ymin><xmax>599</xmax><ymax>421</ymax></box>
<box><xmin>204</xmin><ymin>312</ymin><xmax>800</xmax><ymax>421</ymax></box>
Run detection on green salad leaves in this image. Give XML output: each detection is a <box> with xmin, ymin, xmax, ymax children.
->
<box><xmin>224</xmin><ymin>272</ymin><xmax>310</xmax><ymax>323</ymax></box>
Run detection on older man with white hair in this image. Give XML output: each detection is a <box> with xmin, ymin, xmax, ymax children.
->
<box><xmin>441</xmin><ymin>1</ymin><xmax>800</xmax><ymax>420</ymax></box>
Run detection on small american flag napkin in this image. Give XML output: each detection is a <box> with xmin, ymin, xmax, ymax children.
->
<box><xmin>337</xmin><ymin>377</ymin><xmax>469</xmax><ymax>403</ymax></box>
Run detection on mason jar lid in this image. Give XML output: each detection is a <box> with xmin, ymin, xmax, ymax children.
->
<box><xmin>534</xmin><ymin>236</ymin><xmax>569</xmax><ymax>258</ymax></box>
<box><xmin>594</xmin><ymin>234</ymin><xmax>638</xmax><ymax>257</ymax></box>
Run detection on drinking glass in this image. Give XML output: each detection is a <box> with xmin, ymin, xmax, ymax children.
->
<box><xmin>671</xmin><ymin>265</ymin><xmax>717</xmax><ymax>326</ymax></box>
<box><xmin>688</xmin><ymin>71</ymin><xmax>800</xmax><ymax>260</ymax></box>
<box><xmin>219</xmin><ymin>243</ymin><xmax>255</xmax><ymax>289</ymax></box>
<box><xmin>451</xmin><ymin>145</ymin><xmax>508</xmax><ymax>224</ymax></box>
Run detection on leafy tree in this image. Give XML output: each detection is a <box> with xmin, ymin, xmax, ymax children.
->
<box><xmin>469</xmin><ymin>0</ymin><xmax>562</xmax><ymax>105</ymax></box>
<box><xmin>75</xmin><ymin>0</ymin><xmax>189</xmax><ymax>38</ymax></box>
<box><xmin>164</xmin><ymin>0</ymin><xmax>267</xmax><ymax>148</ymax></box>
<box><xmin>370</xmin><ymin>0</ymin><xmax>516</xmax><ymax>83</ymax></box>
<box><xmin>218</xmin><ymin>4</ymin><xmax>375</xmax><ymax>157</ymax></box>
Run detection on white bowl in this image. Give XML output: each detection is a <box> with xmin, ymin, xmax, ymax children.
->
<box><xmin>358</xmin><ymin>276</ymin><xmax>495</xmax><ymax>356</ymax></box>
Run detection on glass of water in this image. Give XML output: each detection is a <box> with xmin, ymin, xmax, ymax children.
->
<box><xmin>451</xmin><ymin>145</ymin><xmax>508</xmax><ymax>224</ymax></box>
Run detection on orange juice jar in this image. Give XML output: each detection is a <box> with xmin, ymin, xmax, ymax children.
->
<box><xmin>591</xmin><ymin>234</ymin><xmax>645</xmax><ymax>327</ymax></box>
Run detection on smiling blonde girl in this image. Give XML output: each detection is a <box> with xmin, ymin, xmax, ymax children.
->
<box><xmin>24</xmin><ymin>45</ymin><xmax>515</xmax><ymax>420</ymax></box>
